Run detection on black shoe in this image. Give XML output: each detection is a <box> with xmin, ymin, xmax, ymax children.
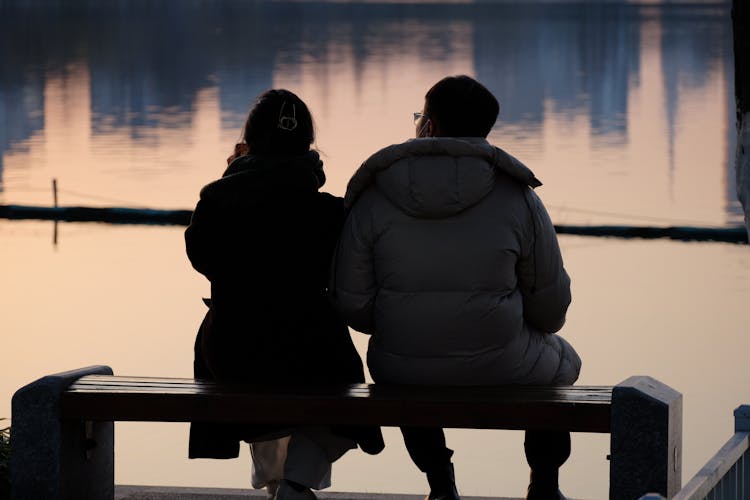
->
<box><xmin>426</xmin><ymin>487</ymin><xmax>460</xmax><ymax>500</ymax></box>
<box><xmin>425</xmin><ymin>463</ymin><xmax>460</xmax><ymax>500</ymax></box>
<box><xmin>274</xmin><ymin>479</ymin><xmax>317</xmax><ymax>500</ymax></box>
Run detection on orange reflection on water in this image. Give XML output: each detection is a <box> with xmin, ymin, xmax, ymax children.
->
<box><xmin>1</xmin><ymin>4</ymin><xmax>747</xmax><ymax>500</ymax></box>
<box><xmin>2</xmin><ymin>64</ymin><xmax>231</xmax><ymax>210</ymax></box>
<box><xmin>273</xmin><ymin>20</ymin><xmax>475</xmax><ymax>196</ymax></box>
<box><xmin>509</xmin><ymin>17</ymin><xmax>731</xmax><ymax>228</ymax></box>
<box><xmin>1</xmin><ymin>12</ymin><xmax>735</xmax><ymax>228</ymax></box>
<box><xmin>3</xmin><ymin>224</ymin><xmax>749</xmax><ymax>499</ymax></box>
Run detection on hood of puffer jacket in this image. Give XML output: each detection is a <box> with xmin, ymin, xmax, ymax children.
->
<box><xmin>199</xmin><ymin>151</ymin><xmax>325</xmax><ymax>206</ymax></box>
<box><xmin>344</xmin><ymin>137</ymin><xmax>541</xmax><ymax>217</ymax></box>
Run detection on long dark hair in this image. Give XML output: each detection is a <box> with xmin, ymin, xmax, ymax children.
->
<box><xmin>242</xmin><ymin>89</ymin><xmax>315</xmax><ymax>156</ymax></box>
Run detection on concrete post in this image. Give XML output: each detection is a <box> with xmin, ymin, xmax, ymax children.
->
<box><xmin>11</xmin><ymin>366</ymin><xmax>114</xmax><ymax>500</ymax></box>
<box><xmin>609</xmin><ymin>376</ymin><xmax>682</xmax><ymax>500</ymax></box>
<box><xmin>735</xmin><ymin>405</ymin><xmax>750</xmax><ymax>496</ymax></box>
<box><xmin>734</xmin><ymin>405</ymin><xmax>750</xmax><ymax>432</ymax></box>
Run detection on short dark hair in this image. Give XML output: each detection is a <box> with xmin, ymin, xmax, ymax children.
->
<box><xmin>242</xmin><ymin>89</ymin><xmax>314</xmax><ymax>156</ymax></box>
<box><xmin>424</xmin><ymin>75</ymin><xmax>499</xmax><ymax>138</ymax></box>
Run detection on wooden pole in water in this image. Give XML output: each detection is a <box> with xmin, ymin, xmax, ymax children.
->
<box><xmin>52</xmin><ymin>178</ymin><xmax>58</xmax><ymax>245</ymax></box>
<box><xmin>52</xmin><ymin>178</ymin><xmax>58</xmax><ymax>208</ymax></box>
<box><xmin>733</xmin><ymin>0</ymin><xmax>750</xmax><ymax>239</ymax></box>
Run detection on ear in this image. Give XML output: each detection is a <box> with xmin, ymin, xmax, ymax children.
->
<box><xmin>425</xmin><ymin>119</ymin><xmax>434</xmax><ymax>137</ymax></box>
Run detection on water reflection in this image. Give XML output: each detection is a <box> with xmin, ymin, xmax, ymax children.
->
<box><xmin>474</xmin><ymin>2</ymin><xmax>638</xmax><ymax>142</ymax></box>
<box><xmin>1</xmin><ymin>2</ymin><xmax>748</xmax><ymax>497</ymax></box>
<box><xmin>1</xmin><ymin>223</ymin><xmax>748</xmax><ymax>499</ymax></box>
<box><xmin>0</xmin><ymin>0</ymin><xmax>739</xmax><ymax>223</ymax></box>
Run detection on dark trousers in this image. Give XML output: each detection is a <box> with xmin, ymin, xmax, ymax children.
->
<box><xmin>400</xmin><ymin>427</ymin><xmax>571</xmax><ymax>473</ymax></box>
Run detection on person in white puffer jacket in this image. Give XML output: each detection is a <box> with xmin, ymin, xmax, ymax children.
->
<box><xmin>331</xmin><ymin>76</ymin><xmax>581</xmax><ymax>500</ymax></box>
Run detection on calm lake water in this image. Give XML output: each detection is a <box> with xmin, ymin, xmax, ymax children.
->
<box><xmin>1</xmin><ymin>1</ymin><xmax>748</xmax><ymax>498</ymax></box>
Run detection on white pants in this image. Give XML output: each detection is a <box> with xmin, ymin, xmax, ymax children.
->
<box><xmin>250</xmin><ymin>427</ymin><xmax>356</xmax><ymax>491</ymax></box>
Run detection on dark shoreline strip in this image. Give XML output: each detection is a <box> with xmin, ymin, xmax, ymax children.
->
<box><xmin>0</xmin><ymin>204</ymin><xmax>747</xmax><ymax>243</ymax></box>
<box><xmin>0</xmin><ymin>204</ymin><xmax>192</xmax><ymax>226</ymax></box>
<box><xmin>554</xmin><ymin>224</ymin><xmax>748</xmax><ymax>244</ymax></box>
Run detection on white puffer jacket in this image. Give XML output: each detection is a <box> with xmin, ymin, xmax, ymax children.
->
<box><xmin>332</xmin><ymin>137</ymin><xmax>581</xmax><ymax>386</ymax></box>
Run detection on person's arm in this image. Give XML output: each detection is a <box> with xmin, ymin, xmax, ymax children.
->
<box><xmin>330</xmin><ymin>200</ymin><xmax>378</xmax><ymax>335</ymax></box>
<box><xmin>516</xmin><ymin>189</ymin><xmax>571</xmax><ymax>333</ymax></box>
<box><xmin>185</xmin><ymin>199</ymin><xmax>221</xmax><ymax>281</ymax></box>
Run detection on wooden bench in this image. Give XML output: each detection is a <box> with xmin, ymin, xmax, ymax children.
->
<box><xmin>11</xmin><ymin>366</ymin><xmax>682</xmax><ymax>500</ymax></box>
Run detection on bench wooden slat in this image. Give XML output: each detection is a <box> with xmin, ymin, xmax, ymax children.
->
<box><xmin>61</xmin><ymin>375</ymin><xmax>612</xmax><ymax>433</ymax></box>
<box><xmin>66</xmin><ymin>378</ymin><xmax>612</xmax><ymax>403</ymax></box>
<box><xmin>71</xmin><ymin>375</ymin><xmax>215</xmax><ymax>385</ymax></box>
<box><xmin>69</xmin><ymin>376</ymin><xmax>612</xmax><ymax>399</ymax></box>
<box><xmin>65</xmin><ymin>386</ymin><xmax>610</xmax><ymax>399</ymax></box>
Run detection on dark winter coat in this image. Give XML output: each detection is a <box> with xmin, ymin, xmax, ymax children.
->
<box><xmin>186</xmin><ymin>151</ymin><xmax>383</xmax><ymax>458</ymax></box>
<box><xmin>332</xmin><ymin>138</ymin><xmax>581</xmax><ymax>387</ymax></box>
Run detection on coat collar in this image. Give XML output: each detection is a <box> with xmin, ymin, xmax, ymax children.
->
<box><xmin>343</xmin><ymin>137</ymin><xmax>541</xmax><ymax>210</ymax></box>
<box><xmin>200</xmin><ymin>151</ymin><xmax>325</xmax><ymax>203</ymax></box>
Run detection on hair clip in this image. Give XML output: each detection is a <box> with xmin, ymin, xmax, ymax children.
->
<box><xmin>278</xmin><ymin>101</ymin><xmax>298</xmax><ymax>131</ymax></box>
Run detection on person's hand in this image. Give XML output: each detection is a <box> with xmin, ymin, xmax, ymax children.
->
<box><xmin>227</xmin><ymin>143</ymin><xmax>249</xmax><ymax>165</ymax></box>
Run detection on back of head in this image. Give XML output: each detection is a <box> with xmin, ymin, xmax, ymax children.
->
<box><xmin>242</xmin><ymin>89</ymin><xmax>314</xmax><ymax>156</ymax></box>
<box><xmin>425</xmin><ymin>75</ymin><xmax>499</xmax><ymax>138</ymax></box>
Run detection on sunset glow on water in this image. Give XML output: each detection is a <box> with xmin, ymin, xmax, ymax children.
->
<box><xmin>1</xmin><ymin>1</ymin><xmax>748</xmax><ymax>498</ymax></box>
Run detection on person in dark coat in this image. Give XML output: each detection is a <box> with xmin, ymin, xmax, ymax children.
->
<box><xmin>185</xmin><ymin>89</ymin><xmax>383</xmax><ymax>500</ymax></box>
